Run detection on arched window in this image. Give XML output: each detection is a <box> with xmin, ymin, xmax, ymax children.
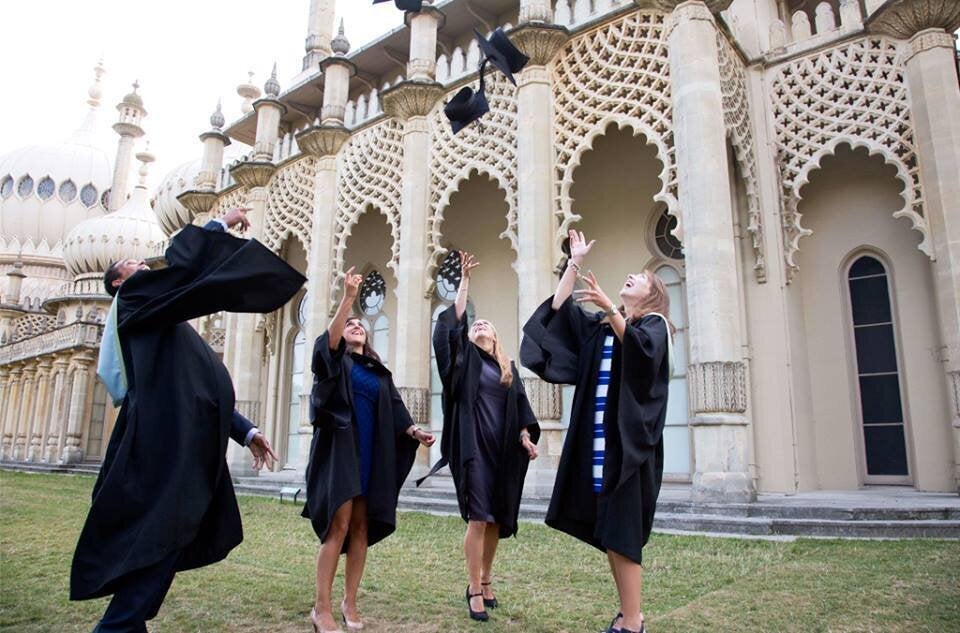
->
<box><xmin>16</xmin><ymin>175</ymin><xmax>34</xmax><ymax>199</ymax></box>
<box><xmin>358</xmin><ymin>270</ymin><xmax>389</xmax><ymax>364</ymax></box>
<box><xmin>0</xmin><ymin>175</ymin><xmax>13</xmax><ymax>198</ymax></box>
<box><xmin>59</xmin><ymin>179</ymin><xmax>77</xmax><ymax>202</ymax></box>
<box><xmin>100</xmin><ymin>188</ymin><xmax>111</xmax><ymax>209</ymax></box>
<box><xmin>435</xmin><ymin>250</ymin><xmax>462</xmax><ymax>301</ymax></box>
<box><xmin>373</xmin><ymin>313</ymin><xmax>390</xmax><ymax>364</ymax></box>
<box><xmin>80</xmin><ymin>183</ymin><xmax>98</xmax><ymax>208</ymax></box>
<box><xmin>656</xmin><ymin>265</ymin><xmax>690</xmax><ymax>476</ymax></box>
<box><xmin>285</xmin><ymin>293</ymin><xmax>309</xmax><ymax>467</ymax></box>
<box><xmin>37</xmin><ymin>176</ymin><xmax>55</xmax><ymax>200</ymax></box>
<box><xmin>847</xmin><ymin>255</ymin><xmax>909</xmax><ymax>478</ymax></box>
<box><xmin>653</xmin><ymin>207</ymin><xmax>684</xmax><ymax>261</ymax></box>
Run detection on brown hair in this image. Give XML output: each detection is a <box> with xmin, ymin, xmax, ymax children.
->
<box><xmin>470</xmin><ymin>320</ymin><xmax>513</xmax><ymax>388</ymax></box>
<box><xmin>626</xmin><ymin>269</ymin><xmax>676</xmax><ymax>335</ymax></box>
<box><xmin>345</xmin><ymin>316</ymin><xmax>382</xmax><ymax>363</ymax></box>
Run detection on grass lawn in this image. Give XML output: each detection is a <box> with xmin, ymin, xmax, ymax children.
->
<box><xmin>1</xmin><ymin>470</ymin><xmax>958</xmax><ymax>633</ymax></box>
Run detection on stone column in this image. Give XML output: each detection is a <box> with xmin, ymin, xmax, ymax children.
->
<box><xmin>666</xmin><ymin>0</ymin><xmax>754</xmax><ymax>502</ymax></box>
<box><xmin>12</xmin><ymin>366</ymin><xmax>37</xmax><ymax>461</ymax></box>
<box><xmin>869</xmin><ymin>2</ymin><xmax>960</xmax><ymax>488</ymax></box>
<box><xmin>381</xmin><ymin>8</ymin><xmax>446</xmax><ymax>449</ymax></box>
<box><xmin>61</xmin><ymin>353</ymin><xmax>94</xmax><ymax>464</ymax></box>
<box><xmin>27</xmin><ymin>360</ymin><xmax>52</xmax><ymax>461</ymax></box>
<box><xmin>44</xmin><ymin>357</ymin><xmax>69</xmax><ymax>463</ymax></box>
<box><xmin>110</xmin><ymin>84</ymin><xmax>147</xmax><ymax>211</ymax></box>
<box><xmin>511</xmin><ymin>19</ymin><xmax>570</xmax><ymax>493</ymax></box>
<box><xmin>178</xmin><ymin>103</ymin><xmax>231</xmax><ymax>220</ymax></box>
<box><xmin>303</xmin><ymin>0</ymin><xmax>336</xmax><ymax>70</ymax></box>
<box><xmin>0</xmin><ymin>367</ymin><xmax>17</xmax><ymax>460</ymax></box>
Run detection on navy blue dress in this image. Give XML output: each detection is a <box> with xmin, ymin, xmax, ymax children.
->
<box><xmin>350</xmin><ymin>360</ymin><xmax>379</xmax><ymax>496</ymax></box>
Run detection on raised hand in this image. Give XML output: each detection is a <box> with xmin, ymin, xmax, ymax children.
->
<box><xmin>221</xmin><ymin>207</ymin><xmax>252</xmax><ymax>232</ymax></box>
<box><xmin>342</xmin><ymin>266</ymin><xmax>363</xmax><ymax>301</ymax></box>
<box><xmin>459</xmin><ymin>251</ymin><xmax>480</xmax><ymax>280</ymax></box>
<box><xmin>248</xmin><ymin>432</ymin><xmax>278</xmax><ymax>471</ymax></box>
<box><xmin>573</xmin><ymin>270</ymin><xmax>615</xmax><ymax>313</ymax></box>
<box><xmin>568</xmin><ymin>229</ymin><xmax>595</xmax><ymax>263</ymax></box>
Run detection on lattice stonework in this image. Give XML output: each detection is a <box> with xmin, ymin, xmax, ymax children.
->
<box><xmin>11</xmin><ymin>313</ymin><xmax>57</xmax><ymax>343</ymax></box>
<box><xmin>771</xmin><ymin>36</ymin><xmax>928</xmax><ymax>282</ymax></box>
<box><xmin>263</xmin><ymin>156</ymin><xmax>317</xmax><ymax>254</ymax></box>
<box><xmin>209</xmin><ymin>188</ymin><xmax>247</xmax><ymax>225</ymax></box>
<box><xmin>553</xmin><ymin>10</ymin><xmax>678</xmax><ymax>253</ymax></box>
<box><xmin>332</xmin><ymin>119</ymin><xmax>404</xmax><ymax>306</ymax></box>
<box><xmin>426</xmin><ymin>73</ymin><xmax>519</xmax><ymax>285</ymax></box>
<box><xmin>717</xmin><ymin>31</ymin><xmax>766</xmax><ymax>284</ymax></box>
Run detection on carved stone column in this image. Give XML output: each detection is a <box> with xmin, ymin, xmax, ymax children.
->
<box><xmin>12</xmin><ymin>365</ymin><xmax>37</xmax><ymax>461</ymax></box>
<box><xmin>869</xmin><ymin>3</ymin><xmax>960</xmax><ymax>490</ymax></box>
<box><xmin>0</xmin><ymin>367</ymin><xmax>18</xmax><ymax>460</ymax></box>
<box><xmin>62</xmin><ymin>353</ymin><xmax>94</xmax><ymax>464</ymax></box>
<box><xmin>27</xmin><ymin>360</ymin><xmax>52</xmax><ymax>461</ymax></box>
<box><xmin>178</xmin><ymin>104</ymin><xmax>231</xmax><ymax>219</ymax></box>
<box><xmin>44</xmin><ymin>357</ymin><xmax>70</xmax><ymax>463</ymax></box>
<box><xmin>666</xmin><ymin>0</ymin><xmax>754</xmax><ymax>502</ymax></box>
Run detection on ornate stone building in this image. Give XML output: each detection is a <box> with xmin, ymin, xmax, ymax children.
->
<box><xmin>2</xmin><ymin>0</ymin><xmax>959</xmax><ymax>502</ymax></box>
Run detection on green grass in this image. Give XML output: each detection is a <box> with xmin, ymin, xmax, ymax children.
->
<box><xmin>1</xmin><ymin>470</ymin><xmax>958</xmax><ymax>632</ymax></box>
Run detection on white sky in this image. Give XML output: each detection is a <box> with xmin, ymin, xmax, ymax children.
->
<box><xmin>0</xmin><ymin>0</ymin><xmax>399</xmax><ymax>188</ymax></box>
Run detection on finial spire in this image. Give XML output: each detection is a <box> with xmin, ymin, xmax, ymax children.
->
<box><xmin>331</xmin><ymin>19</ymin><xmax>351</xmax><ymax>55</ymax></box>
<box><xmin>87</xmin><ymin>59</ymin><xmax>105</xmax><ymax>109</ymax></box>
<box><xmin>237</xmin><ymin>70</ymin><xmax>262</xmax><ymax>114</ymax></box>
<box><xmin>135</xmin><ymin>142</ymin><xmax>155</xmax><ymax>188</ymax></box>
<box><xmin>264</xmin><ymin>62</ymin><xmax>281</xmax><ymax>97</ymax></box>
<box><xmin>210</xmin><ymin>99</ymin><xmax>225</xmax><ymax>130</ymax></box>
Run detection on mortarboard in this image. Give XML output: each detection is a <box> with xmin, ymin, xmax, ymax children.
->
<box><xmin>472</xmin><ymin>27</ymin><xmax>529</xmax><ymax>86</ymax></box>
<box><xmin>372</xmin><ymin>0</ymin><xmax>423</xmax><ymax>12</ymax></box>
<box><xmin>443</xmin><ymin>59</ymin><xmax>491</xmax><ymax>134</ymax></box>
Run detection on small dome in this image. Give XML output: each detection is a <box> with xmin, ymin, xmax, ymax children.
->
<box><xmin>122</xmin><ymin>81</ymin><xmax>145</xmax><ymax>109</ymax></box>
<box><xmin>151</xmin><ymin>157</ymin><xmax>204</xmax><ymax>236</ymax></box>
<box><xmin>63</xmin><ymin>182</ymin><xmax>166</xmax><ymax>277</ymax></box>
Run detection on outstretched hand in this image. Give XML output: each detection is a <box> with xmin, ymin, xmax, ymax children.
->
<box><xmin>568</xmin><ymin>229</ymin><xmax>595</xmax><ymax>263</ymax></box>
<box><xmin>459</xmin><ymin>251</ymin><xmax>480</xmax><ymax>280</ymax></box>
<box><xmin>573</xmin><ymin>270</ymin><xmax>615</xmax><ymax>313</ymax></box>
<box><xmin>342</xmin><ymin>266</ymin><xmax>363</xmax><ymax>301</ymax></box>
<box><xmin>248</xmin><ymin>432</ymin><xmax>278</xmax><ymax>471</ymax></box>
<box><xmin>222</xmin><ymin>207</ymin><xmax>252</xmax><ymax>232</ymax></box>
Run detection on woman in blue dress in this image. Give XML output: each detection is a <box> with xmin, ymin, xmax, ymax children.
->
<box><xmin>304</xmin><ymin>267</ymin><xmax>435</xmax><ymax>632</ymax></box>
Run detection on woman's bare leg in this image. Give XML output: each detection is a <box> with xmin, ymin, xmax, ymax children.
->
<box><xmin>607</xmin><ymin>549</ymin><xmax>623</xmax><ymax>628</ymax></box>
<box><xmin>315</xmin><ymin>500</ymin><xmax>352</xmax><ymax>631</ymax></box>
<box><xmin>480</xmin><ymin>522</ymin><xmax>500</xmax><ymax>600</ymax></box>
<box><xmin>342</xmin><ymin>497</ymin><xmax>368</xmax><ymax>624</ymax></box>
<box><xmin>464</xmin><ymin>520</ymin><xmax>487</xmax><ymax>612</ymax></box>
<box><xmin>610</xmin><ymin>549</ymin><xmax>643</xmax><ymax>631</ymax></box>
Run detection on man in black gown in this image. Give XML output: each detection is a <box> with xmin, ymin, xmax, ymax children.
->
<box><xmin>70</xmin><ymin>208</ymin><xmax>306</xmax><ymax>633</ymax></box>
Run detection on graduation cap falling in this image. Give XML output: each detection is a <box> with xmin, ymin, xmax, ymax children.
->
<box><xmin>372</xmin><ymin>0</ymin><xmax>423</xmax><ymax>12</ymax></box>
<box><xmin>443</xmin><ymin>27</ymin><xmax>530</xmax><ymax>134</ymax></box>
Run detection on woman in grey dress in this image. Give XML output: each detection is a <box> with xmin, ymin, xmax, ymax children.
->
<box><xmin>425</xmin><ymin>251</ymin><xmax>540</xmax><ymax>623</ymax></box>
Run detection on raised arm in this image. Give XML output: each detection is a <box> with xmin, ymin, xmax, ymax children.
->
<box><xmin>455</xmin><ymin>251</ymin><xmax>479</xmax><ymax>321</ymax></box>
<box><xmin>328</xmin><ymin>267</ymin><xmax>363</xmax><ymax>350</ymax></box>
<box><xmin>552</xmin><ymin>229</ymin><xmax>595</xmax><ymax>310</ymax></box>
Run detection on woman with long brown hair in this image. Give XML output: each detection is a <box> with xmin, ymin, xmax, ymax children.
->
<box><xmin>420</xmin><ymin>251</ymin><xmax>540</xmax><ymax>623</ymax></box>
<box><xmin>303</xmin><ymin>267</ymin><xmax>435</xmax><ymax>632</ymax></box>
<box><xmin>521</xmin><ymin>230</ymin><xmax>674</xmax><ymax>633</ymax></box>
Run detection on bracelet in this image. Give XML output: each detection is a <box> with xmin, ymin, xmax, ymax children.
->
<box><xmin>568</xmin><ymin>260</ymin><xmax>582</xmax><ymax>273</ymax></box>
<box><xmin>408</xmin><ymin>426</ymin><xmax>420</xmax><ymax>438</ymax></box>
<box><xmin>519</xmin><ymin>430</ymin><xmax>531</xmax><ymax>442</ymax></box>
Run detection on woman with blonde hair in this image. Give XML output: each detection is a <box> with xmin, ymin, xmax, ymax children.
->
<box><xmin>419</xmin><ymin>251</ymin><xmax>541</xmax><ymax>623</ymax></box>
<box><xmin>521</xmin><ymin>230</ymin><xmax>674</xmax><ymax>633</ymax></box>
<box><xmin>304</xmin><ymin>267</ymin><xmax>436</xmax><ymax>632</ymax></box>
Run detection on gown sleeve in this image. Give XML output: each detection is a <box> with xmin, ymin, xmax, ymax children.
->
<box><xmin>309</xmin><ymin>331</ymin><xmax>351</xmax><ymax>430</ymax></box>
<box><xmin>514</xmin><ymin>368</ymin><xmax>542</xmax><ymax>445</ymax></box>
<box><xmin>618</xmin><ymin>315</ymin><xmax>670</xmax><ymax>454</ymax></box>
<box><xmin>117</xmin><ymin>225</ymin><xmax>305</xmax><ymax>332</ymax></box>
<box><xmin>432</xmin><ymin>303</ymin><xmax>469</xmax><ymax>394</ymax></box>
<box><xmin>520</xmin><ymin>295</ymin><xmax>595</xmax><ymax>385</ymax></box>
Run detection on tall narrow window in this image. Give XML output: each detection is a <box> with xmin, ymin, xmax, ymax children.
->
<box><xmin>285</xmin><ymin>293</ymin><xmax>308</xmax><ymax>468</ymax></box>
<box><xmin>848</xmin><ymin>255</ymin><xmax>909</xmax><ymax>478</ymax></box>
<box><xmin>656</xmin><ymin>265</ymin><xmax>690</xmax><ymax>476</ymax></box>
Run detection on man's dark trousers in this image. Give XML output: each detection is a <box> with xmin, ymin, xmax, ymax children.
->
<box><xmin>91</xmin><ymin>549</ymin><xmax>180</xmax><ymax>633</ymax></box>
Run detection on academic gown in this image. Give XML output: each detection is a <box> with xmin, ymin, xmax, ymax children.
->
<box><xmin>421</xmin><ymin>304</ymin><xmax>541</xmax><ymax>538</ymax></box>
<box><xmin>520</xmin><ymin>296</ymin><xmax>669</xmax><ymax>564</ymax></box>
<box><xmin>302</xmin><ymin>333</ymin><xmax>419</xmax><ymax>551</ymax></box>
<box><xmin>70</xmin><ymin>224</ymin><xmax>306</xmax><ymax>601</ymax></box>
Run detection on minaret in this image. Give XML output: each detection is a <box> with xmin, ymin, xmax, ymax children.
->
<box><xmin>109</xmin><ymin>81</ymin><xmax>147</xmax><ymax>211</ymax></box>
<box><xmin>303</xmin><ymin>0</ymin><xmax>337</xmax><ymax>70</ymax></box>
<box><xmin>237</xmin><ymin>71</ymin><xmax>261</xmax><ymax>115</ymax></box>
<box><xmin>68</xmin><ymin>60</ymin><xmax>106</xmax><ymax>147</ymax></box>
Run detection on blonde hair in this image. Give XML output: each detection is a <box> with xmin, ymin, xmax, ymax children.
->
<box><xmin>470</xmin><ymin>320</ymin><xmax>513</xmax><ymax>388</ymax></box>
<box><xmin>627</xmin><ymin>270</ymin><xmax>676</xmax><ymax>335</ymax></box>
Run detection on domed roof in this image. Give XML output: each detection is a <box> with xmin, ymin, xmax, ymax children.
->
<box><xmin>0</xmin><ymin>63</ymin><xmax>113</xmax><ymax>257</ymax></box>
<box><xmin>63</xmin><ymin>156</ymin><xmax>166</xmax><ymax>277</ymax></box>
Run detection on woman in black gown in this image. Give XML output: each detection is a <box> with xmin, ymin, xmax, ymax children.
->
<box><xmin>521</xmin><ymin>230</ymin><xmax>674</xmax><ymax>633</ymax></box>
<box><xmin>423</xmin><ymin>251</ymin><xmax>540</xmax><ymax>623</ymax></box>
<box><xmin>304</xmin><ymin>267</ymin><xmax>435</xmax><ymax>632</ymax></box>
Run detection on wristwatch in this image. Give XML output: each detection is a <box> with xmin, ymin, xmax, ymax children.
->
<box><xmin>603</xmin><ymin>305</ymin><xmax>618</xmax><ymax>317</ymax></box>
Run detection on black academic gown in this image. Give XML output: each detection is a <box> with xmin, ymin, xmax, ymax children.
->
<box><xmin>422</xmin><ymin>304</ymin><xmax>541</xmax><ymax>538</ymax></box>
<box><xmin>70</xmin><ymin>224</ymin><xmax>306</xmax><ymax>601</ymax></box>
<box><xmin>302</xmin><ymin>333</ymin><xmax>419</xmax><ymax>551</ymax></box>
<box><xmin>520</xmin><ymin>296</ymin><xmax>669</xmax><ymax>564</ymax></box>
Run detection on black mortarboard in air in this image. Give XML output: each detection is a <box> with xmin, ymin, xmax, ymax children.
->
<box><xmin>472</xmin><ymin>27</ymin><xmax>529</xmax><ymax>86</ymax></box>
<box><xmin>443</xmin><ymin>59</ymin><xmax>490</xmax><ymax>134</ymax></box>
<box><xmin>372</xmin><ymin>0</ymin><xmax>423</xmax><ymax>12</ymax></box>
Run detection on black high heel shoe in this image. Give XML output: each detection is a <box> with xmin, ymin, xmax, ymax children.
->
<box><xmin>604</xmin><ymin>611</ymin><xmax>623</xmax><ymax>633</ymax></box>
<box><xmin>480</xmin><ymin>581</ymin><xmax>498</xmax><ymax>609</ymax></box>
<box><xmin>465</xmin><ymin>586</ymin><xmax>489</xmax><ymax>622</ymax></box>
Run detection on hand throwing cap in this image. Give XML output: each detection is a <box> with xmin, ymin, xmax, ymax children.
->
<box><xmin>473</xmin><ymin>27</ymin><xmax>529</xmax><ymax>86</ymax></box>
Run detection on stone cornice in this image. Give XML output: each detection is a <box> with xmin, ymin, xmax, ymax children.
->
<box><xmin>381</xmin><ymin>79</ymin><xmax>445</xmax><ymax>121</ymax></box>
<box><xmin>176</xmin><ymin>189</ymin><xmax>219</xmax><ymax>216</ymax></box>
<box><xmin>229</xmin><ymin>160</ymin><xmax>277</xmax><ymax>189</ymax></box>
<box><xmin>904</xmin><ymin>27</ymin><xmax>956</xmax><ymax>62</ymax></box>
<box><xmin>319</xmin><ymin>55</ymin><xmax>359</xmax><ymax>76</ymax></box>
<box><xmin>198</xmin><ymin>130</ymin><xmax>231</xmax><ymax>145</ymax></box>
<box><xmin>0</xmin><ymin>322</ymin><xmax>102</xmax><ymax>366</ymax></box>
<box><xmin>296</xmin><ymin>124</ymin><xmax>351</xmax><ymax>157</ymax></box>
<box><xmin>403</xmin><ymin>4</ymin><xmax>446</xmax><ymax>30</ymax></box>
<box><xmin>664</xmin><ymin>0</ymin><xmax>718</xmax><ymax>38</ymax></box>
<box><xmin>510</xmin><ymin>23</ymin><xmax>570</xmax><ymax>66</ymax></box>
<box><xmin>866</xmin><ymin>0</ymin><xmax>960</xmax><ymax>39</ymax></box>
<box><xmin>252</xmin><ymin>97</ymin><xmax>288</xmax><ymax>116</ymax></box>
<box><xmin>650</xmin><ymin>0</ymin><xmax>733</xmax><ymax>14</ymax></box>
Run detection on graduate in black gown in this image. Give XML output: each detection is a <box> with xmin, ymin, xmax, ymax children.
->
<box><xmin>303</xmin><ymin>267</ymin><xmax>435</xmax><ymax>633</ymax></box>
<box><xmin>520</xmin><ymin>230</ymin><xmax>674</xmax><ymax>633</ymax></box>
<box><xmin>70</xmin><ymin>208</ymin><xmax>306</xmax><ymax>633</ymax></box>
<box><xmin>422</xmin><ymin>251</ymin><xmax>540</xmax><ymax>623</ymax></box>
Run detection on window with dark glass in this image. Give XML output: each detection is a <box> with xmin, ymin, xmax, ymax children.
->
<box><xmin>1</xmin><ymin>175</ymin><xmax>15</xmax><ymax>198</ymax></box>
<box><xmin>848</xmin><ymin>255</ymin><xmax>908</xmax><ymax>477</ymax></box>
<box><xmin>654</xmin><ymin>208</ymin><xmax>684</xmax><ymax>261</ymax></box>
<box><xmin>17</xmin><ymin>175</ymin><xmax>34</xmax><ymax>198</ymax></box>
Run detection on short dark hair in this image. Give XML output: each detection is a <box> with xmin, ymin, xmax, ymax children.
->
<box><xmin>104</xmin><ymin>261</ymin><xmax>123</xmax><ymax>297</ymax></box>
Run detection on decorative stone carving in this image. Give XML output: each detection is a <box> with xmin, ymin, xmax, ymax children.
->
<box><xmin>176</xmin><ymin>189</ymin><xmax>218</xmax><ymax>216</ymax></box>
<box><xmin>296</xmin><ymin>125</ymin><xmax>351</xmax><ymax>158</ymax></box>
<box><xmin>866</xmin><ymin>0</ymin><xmax>960</xmax><ymax>39</ymax></box>
<box><xmin>553</xmin><ymin>11</ymin><xmax>679</xmax><ymax>254</ymax></box>
<box><xmin>262</xmin><ymin>156</ymin><xmax>316</xmax><ymax>255</ymax></box>
<box><xmin>235</xmin><ymin>399</ymin><xmax>262</xmax><ymax>426</ymax></box>
<box><xmin>381</xmin><ymin>80</ymin><xmax>445</xmax><ymax>121</ymax></box>
<box><xmin>229</xmin><ymin>160</ymin><xmax>277</xmax><ymax>190</ymax></box>
<box><xmin>522</xmin><ymin>377</ymin><xmax>563</xmax><ymax>420</ymax></box>
<box><xmin>904</xmin><ymin>27</ymin><xmax>956</xmax><ymax>62</ymax></box>
<box><xmin>510</xmin><ymin>23</ymin><xmax>570</xmax><ymax>66</ymax></box>
<box><xmin>949</xmin><ymin>370</ymin><xmax>960</xmax><ymax>420</ymax></box>
<box><xmin>398</xmin><ymin>385</ymin><xmax>430</xmax><ymax>426</ymax></box>
<box><xmin>426</xmin><ymin>74</ymin><xmax>520</xmax><ymax>290</ymax></box>
<box><xmin>330</xmin><ymin>120</ymin><xmax>404</xmax><ymax>309</ymax></box>
<box><xmin>717</xmin><ymin>32</ymin><xmax>766</xmax><ymax>283</ymax></box>
<box><xmin>651</xmin><ymin>0</ymin><xmax>732</xmax><ymax>14</ymax></box>
<box><xmin>688</xmin><ymin>361</ymin><xmax>747</xmax><ymax>414</ymax></box>
<box><xmin>519</xmin><ymin>0</ymin><xmax>554</xmax><ymax>24</ymax></box>
<box><xmin>770</xmin><ymin>36</ymin><xmax>929</xmax><ymax>281</ymax></box>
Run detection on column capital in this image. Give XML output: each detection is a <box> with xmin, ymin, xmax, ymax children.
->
<box><xmin>866</xmin><ymin>0</ymin><xmax>960</xmax><ymax>40</ymax></box>
<box><xmin>69</xmin><ymin>351</ymin><xmax>96</xmax><ymax>369</ymax></box>
<box><xmin>511</xmin><ymin>23</ymin><xmax>570</xmax><ymax>66</ymax></box>
<box><xmin>689</xmin><ymin>361</ymin><xmax>748</xmax><ymax>414</ymax></box>
<box><xmin>177</xmin><ymin>190</ymin><xmax>219</xmax><ymax>216</ymax></box>
<box><xmin>654</xmin><ymin>0</ymin><xmax>732</xmax><ymax>17</ymax></box>
<box><xmin>904</xmin><ymin>27</ymin><xmax>957</xmax><ymax>62</ymax></box>
<box><xmin>296</xmin><ymin>124</ymin><xmax>351</xmax><ymax>157</ymax></box>
<box><xmin>229</xmin><ymin>160</ymin><xmax>278</xmax><ymax>189</ymax></box>
<box><xmin>381</xmin><ymin>80</ymin><xmax>444</xmax><ymax>121</ymax></box>
<box><xmin>52</xmin><ymin>355</ymin><xmax>70</xmax><ymax>370</ymax></box>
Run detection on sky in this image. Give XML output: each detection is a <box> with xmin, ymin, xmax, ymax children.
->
<box><xmin>0</xmin><ymin>0</ymin><xmax>400</xmax><ymax>188</ymax></box>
